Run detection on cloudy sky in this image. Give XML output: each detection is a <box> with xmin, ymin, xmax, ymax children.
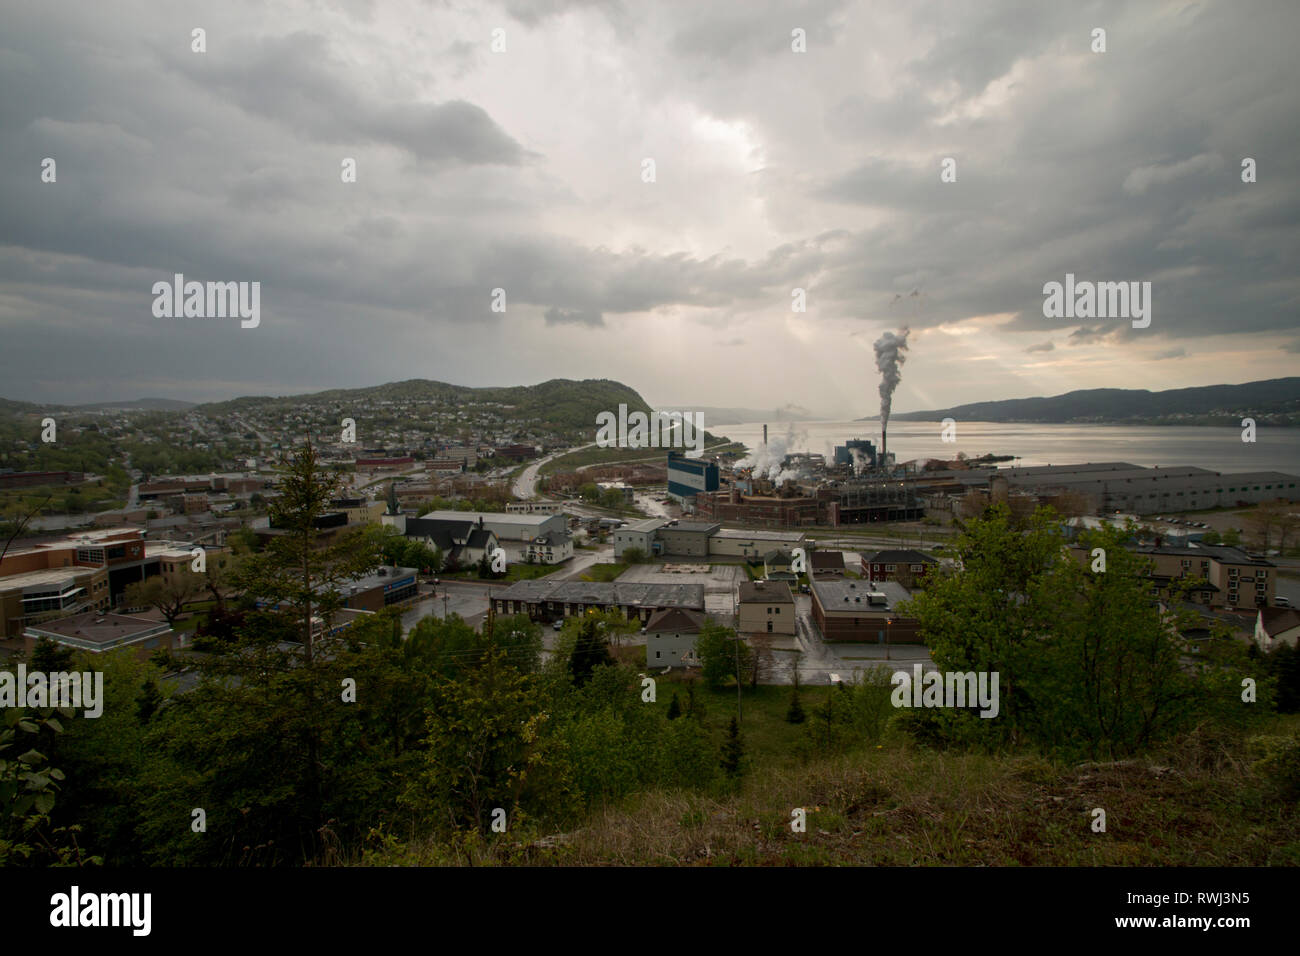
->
<box><xmin>2</xmin><ymin>0</ymin><xmax>1297</xmax><ymax>414</ymax></box>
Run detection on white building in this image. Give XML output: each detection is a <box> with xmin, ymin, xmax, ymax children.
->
<box><xmin>644</xmin><ymin>607</ymin><xmax>706</xmax><ymax>667</ymax></box>
<box><xmin>416</xmin><ymin>510</ymin><xmax>573</xmax><ymax>565</ymax></box>
<box><xmin>613</xmin><ymin>518</ymin><xmax>666</xmax><ymax>559</ymax></box>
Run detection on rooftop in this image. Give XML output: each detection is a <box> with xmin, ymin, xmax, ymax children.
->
<box><xmin>644</xmin><ymin>607</ymin><xmax>706</xmax><ymax>633</ymax></box>
<box><xmin>624</xmin><ymin>518</ymin><xmax>668</xmax><ymax>533</ymax></box>
<box><xmin>494</xmin><ymin>579</ymin><xmax>705</xmax><ymax>609</ymax></box>
<box><xmin>663</xmin><ymin>520</ymin><xmax>722</xmax><ymax>533</ymax></box>
<box><xmin>739</xmin><ymin>580</ymin><xmax>793</xmax><ymax>604</ymax></box>
<box><xmin>25</xmin><ymin>611</ymin><xmax>171</xmax><ymax>649</ymax></box>
<box><xmin>711</xmin><ymin>528</ymin><xmax>807</xmax><ymax>542</ymax></box>
<box><xmin>864</xmin><ymin>549</ymin><xmax>937</xmax><ymax>564</ymax></box>
<box><xmin>811</xmin><ymin>578</ymin><xmax>912</xmax><ymax>614</ymax></box>
<box><xmin>418</xmin><ymin>509</ymin><xmax>560</xmax><ymax>527</ymax></box>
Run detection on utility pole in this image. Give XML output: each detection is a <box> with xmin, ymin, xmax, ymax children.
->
<box><xmin>734</xmin><ymin>631</ymin><xmax>743</xmax><ymax>728</ymax></box>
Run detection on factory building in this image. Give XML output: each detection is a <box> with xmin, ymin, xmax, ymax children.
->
<box><xmin>666</xmin><ymin>452</ymin><xmax>719</xmax><ymax>503</ymax></box>
<box><xmin>692</xmin><ymin>489</ymin><xmax>823</xmax><ymax>527</ymax></box>
<box><xmin>833</xmin><ymin>439</ymin><xmax>878</xmax><ymax>472</ymax></box>
<box><xmin>986</xmin><ymin>462</ymin><xmax>1299</xmax><ymax>515</ymax></box>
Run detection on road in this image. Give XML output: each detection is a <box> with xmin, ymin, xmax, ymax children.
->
<box><xmin>513</xmin><ymin>442</ymin><xmax>597</xmax><ymax>500</ymax></box>
<box><xmin>399</xmin><ymin>580</ymin><xmax>495</xmax><ymax>633</ymax></box>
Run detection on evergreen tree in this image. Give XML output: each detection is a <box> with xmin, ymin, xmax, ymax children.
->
<box><xmin>568</xmin><ymin>617</ymin><xmax>614</xmax><ymax>687</ymax></box>
<box><xmin>135</xmin><ymin>677</ymin><xmax>162</xmax><ymax>725</ymax></box>
<box><xmin>720</xmin><ymin>716</ymin><xmax>745</xmax><ymax>778</ymax></box>
<box><xmin>786</xmin><ymin>690</ymin><xmax>806</xmax><ymax>724</ymax></box>
<box><xmin>29</xmin><ymin>636</ymin><xmax>74</xmax><ymax>673</ymax></box>
<box><xmin>666</xmin><ymin>691</ymin><xmax>682</xmax><ymax>721</ymax></box>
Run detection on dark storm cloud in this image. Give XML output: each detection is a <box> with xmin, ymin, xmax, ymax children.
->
<box><xmin>0</xmin><ymin>0</ymin><xmax>1297</xmax><ymax>405</ymax></box>
<box><xmin>160</xmin><ymin>32</ymin><xmax>533</xmax><ymax>165</ymax></box>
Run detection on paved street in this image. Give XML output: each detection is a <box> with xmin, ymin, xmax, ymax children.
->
<box><xmin>399</xmin><ymin>580</ymin><xmax>492</xmax><ymax>633</ymax></box>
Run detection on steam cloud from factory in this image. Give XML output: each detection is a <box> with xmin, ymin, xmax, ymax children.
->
<box><xmin>873</xmin><ymin>327</ymin><xmax>910</xmax><ymax>468</ymax></box>
<box><xmin>737</xmin><ymin>423</ymin><xmax>808</xmax><ymax>484</ymax></box>
<box><xmin>873</xmin><ymin>328</ymin><xmax>910</xmax><ymax>427</ymax></box>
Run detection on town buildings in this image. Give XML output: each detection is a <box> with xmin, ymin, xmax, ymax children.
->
<box><xmin>491</xmin><ymin>580</ymin><xmax>705</xmax><ymax>626</ymax></box>
<box><xmin>400</xmin><ymin>510</ymin><xmax>573</xmax><ymax>565</ymax></box>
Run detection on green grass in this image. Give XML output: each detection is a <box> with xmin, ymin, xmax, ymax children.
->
<box><xmin>372</xmin><ymin>713</ymin><xmax>1300</xmax><ymax>867</ymax></box>
<box><xmin>580</xmin><ymin>563</ymin><xmax>629</xmax><ymax>583</ymax></box>
<box><xmin>440</xmin><ymin>562</ymin><xmax>563</xmax><ymax>583</ymax></box>
<box><xmin>636</xmin><ymin>675</ymin><xmax>833</xmax><ymax>771</ymax></box>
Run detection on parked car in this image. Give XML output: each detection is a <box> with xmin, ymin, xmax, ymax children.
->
<box><xmin>1276</xmin><ymin>597</ymin><xmax>1292</xmax><ymax>608</ymax></box>
<box><xmin>552</xmin><ymin>619</ymin><xmax>564</xmax><ymax>630</ymax></box>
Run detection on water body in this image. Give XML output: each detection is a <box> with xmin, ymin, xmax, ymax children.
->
<box><xmin>718</xmin><ymin>421</ymin><xmax>1300</xmax><ymax>476</ymax></box>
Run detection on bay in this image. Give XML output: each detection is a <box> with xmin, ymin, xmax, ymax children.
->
<box><xmin>716</xmin><ymin>420</ymin><xmax>1300</xmax><ymax>476</ymax></box>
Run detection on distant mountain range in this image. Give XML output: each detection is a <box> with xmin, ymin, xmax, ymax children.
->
<box><xmin>880</xmin><ymin>378</ymin><xmax>1300</xmax><ymax>426</ymax></box>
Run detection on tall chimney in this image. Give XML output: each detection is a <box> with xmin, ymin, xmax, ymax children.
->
<box><xmin>881</xmin><ymin>424</ymin><xmax>887</xmax><ymax>471</ymax></box>
<box><xmin>763</xmin><ymin>424</ymin><xmax>768</xmax><ymax>445</ymax></box>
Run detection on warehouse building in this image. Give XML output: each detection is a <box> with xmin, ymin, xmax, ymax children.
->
<box><xmin>656</xmin><ymin>519</ymin><xmax>721</xmax><ymax>557</ymax></box>
<box><xmin>613</xmin><ymin>518</ymin><xmax>666</xmax><ymax>559</ymax></box>
<box><xmin>708</xmin><ymin>528</ymin><xmax>808</xmax><ymax>559</ymax></box>
<box><xmin>810</xmin><ymin>579</ymin><xmax>922</xmax><ymax>644</ymax></box>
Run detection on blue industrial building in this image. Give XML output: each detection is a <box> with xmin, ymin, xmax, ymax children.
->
<box><xmin>666</xmin><ymin>452</ymin><xmax>720</xmax><ymax>502</ymax></box>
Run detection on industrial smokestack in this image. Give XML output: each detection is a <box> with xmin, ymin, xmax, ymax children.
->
<box><xmin>881</xmin><ymin>424</ymin><xmax>887</xmax><ymax>472</ymax></box>
<box><xmin>763</xmin><ymin>424</ymin><xmax>768</xmax><ymax>445</ymax></box>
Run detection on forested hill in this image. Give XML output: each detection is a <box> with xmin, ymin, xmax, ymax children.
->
<box><xmin>886</xmin><ymin>377</ymin><xmax>1300</xmax><ymax>425</ymax></box>
<box><xmin>198</xmin><ymin>378</ymin><xmax>655</xmax><ymax>431</ymax></box>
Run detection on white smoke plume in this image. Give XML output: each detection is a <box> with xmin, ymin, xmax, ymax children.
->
<box><xmin>873</xmin><ymin>327</ymin><xmax>910</xmax><ymax>427</ymax></box>
<box><xmin>738</xmin><ymin>424</ymin><xmax>807</xmax><ymax>483</ymax></box>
